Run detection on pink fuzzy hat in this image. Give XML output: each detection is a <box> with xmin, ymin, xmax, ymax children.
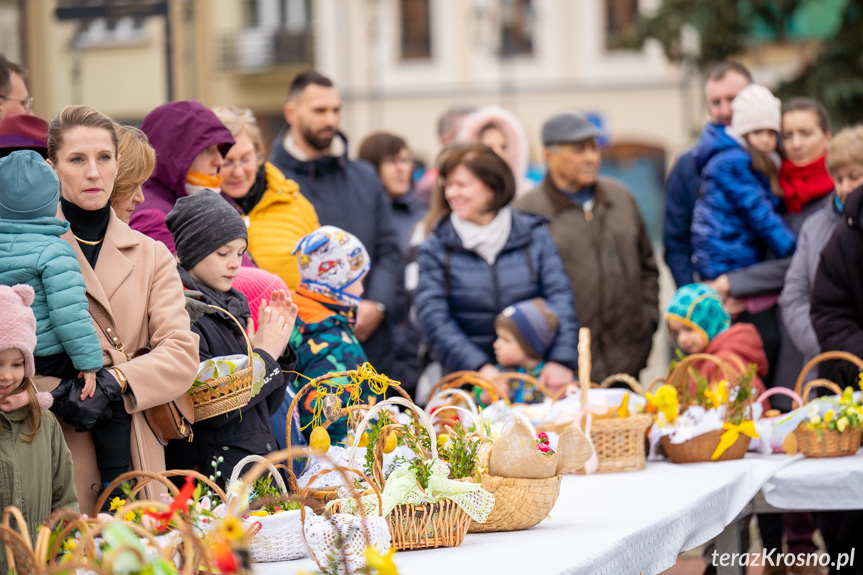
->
<box><xmin>0</xmin><ymin>284</ymin><xmax>37</xmax><ymax>379</ymax></box>
<box><xmin>232</xmin><ymin>267</ymin><xmax>291</xmax><ymax>330</ymax></box>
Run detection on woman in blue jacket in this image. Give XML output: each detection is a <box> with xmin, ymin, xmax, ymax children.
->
<box><xmin>414</xmin><ymin>144</ymin><xmax>579</xmax><ymax>393</ymax></box>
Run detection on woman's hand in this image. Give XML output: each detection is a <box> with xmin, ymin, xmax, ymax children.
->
<box><xmin>248</xmin><ymin>296</ymin><xmax>292</xmax><ymax>360</ymax></box>
<box><xmin>354</xmin><ymin>300</ymin><xmax>385</xmax><ymax>342</ymax></box>
<box><xmin>705</xmin><ymin>274</ymin><xmax>730</xmax><ymax>299</ymax></box>
<box><xmin>539</xmin><ymin>362</ymin><xmax>574</xmax><ymax>392</ymax></box>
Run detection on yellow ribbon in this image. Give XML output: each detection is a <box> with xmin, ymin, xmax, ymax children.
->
<box><xmin>711</xmin><ymin>420</ymin><xmax>759</xmax><ymax>460</ymax></box>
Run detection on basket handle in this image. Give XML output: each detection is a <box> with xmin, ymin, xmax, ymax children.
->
<box><xmin>598</xmin><ymin>373</ymin><xmax>644</xmax><ymax>396</ymax></box>
<box><xmin>429</xmin><ymin>404</ymin><xmax>483</xmax><ymax>430</ymax></box>
<box><xmin>284</xmin><ymin>368</ymin><xmax>413</xmax><ymax>492</ymax></box>
<box><xmin>227</xmin><ymin>454</ymin><xmax>289</xmax><ymax>510</ymax></box>
<box><xmin>346</xmin><ymin>397</ymin><xmax>438</xmax><ymax>471</ymax></box>
<box><xmin>755</xmin><ymin>387</ymin><xmax>803</xmax><ymax>411</ymax></box>
<box><xmin>578</xmin><ymin>327</ymin><xmax>591</xmax><ymax>409</ymax></box>
<box><xmin>206</xmin><ymin>304</ymin><xmax>254</xmax><ymax>365</ymax></box>
<box><xmin>491</xmin><ymin>372</ymin><xmax>552</xmax><ymax>400</ymax></box>
<box><xmin>93</xmin><ymin>470</ymin><xmax>180</xmax><ymax>518</ymax></box>
<box><xmin>426</xmin><ymin>388</ymin><xmax>480</xmax><ymax>416</ymax></box>
<box><xmin>302</xmin><ymin>466</ymin><xmax>384</xmax><ymax>517</ymax></box>
<box><xmin>2</xmin><ymin>506</ymin><xmax>33</xmax><ymax>573</ymax></box>
<box><xmin>429</xmin><ymin>371</ymin><xmax>502</xmax><ymax>403</ymax></box>
<box><xmin>800</xmin><ymin>379</ymin><xmax>843</xmax><ymax>404</ymax></box>
<box><xmin>793</xmin><ymin>351</ymin><xmax>863</xmax><ymax>397</ymax></box>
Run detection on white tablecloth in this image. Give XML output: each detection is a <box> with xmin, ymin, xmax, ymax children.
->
<box><xmin>761</xmin><ymin>451</ymin><xmax>863</xmax><ymax>510</ymax></box>
<box><xmin>253</xmin><ymin>454</ymin><xmax>805</xmax><ymax>575</ymax></box>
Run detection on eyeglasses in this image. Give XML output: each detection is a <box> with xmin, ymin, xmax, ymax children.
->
<box><xmin>223</xmin><ymin>155</ymin><xmax>261</xmax><ymax>170</ymax></box>
<box><xmin>0</xmin><ymin>95</ymin><xmax>33</xmax><ymax>113</ymax></box>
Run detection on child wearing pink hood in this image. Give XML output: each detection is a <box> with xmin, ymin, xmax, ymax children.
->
<box><xmin>0</xmin><ymin>284</ymin><xmax>78</xmax><ymax>573</ymax></box>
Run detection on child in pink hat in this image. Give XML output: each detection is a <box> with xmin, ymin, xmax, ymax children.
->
<box><xmin>0</xmin><ymin>284</ymin><xmax>78</xmax><ymax>574</ymax></box>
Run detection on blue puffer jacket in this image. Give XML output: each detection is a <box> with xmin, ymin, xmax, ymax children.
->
<box><xmin>0</xmin><ymin>218</ymin><xmax>103</xmax><ymax>371</ymax></box>
<box><xmin>692</xmin><ymin>123</ymin><xmax>797</xmax><ymax>280</ymax></box>
<box><xmin>415</xmin><ymin>210</ymin><xmax>579</xmax><ymax>372</ymax></box>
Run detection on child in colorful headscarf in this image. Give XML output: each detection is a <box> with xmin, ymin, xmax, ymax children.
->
<box><xmin>666</xmin><ymin>283</ymin><xmax>768</xmax><ymax>398</ymax></box>
<box><xmin>274</xmin><ymin>225</ymin><xmax>374</xmax><ymax>443</ymax></box>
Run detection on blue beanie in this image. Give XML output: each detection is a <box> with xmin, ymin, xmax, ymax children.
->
<box><xmin>665</xmin><ymin>284</ymin><xmax>730</xmax><ymax>346</ymax></box>
<box><xmin>495</xmin><ymin>298</ymin><xmax>559</xmax><ymax>359</ymax></box>
<box><xmin>0</xmin><ymin>150</ymin><xmax>60</xmax><ymax>220</ymax></box>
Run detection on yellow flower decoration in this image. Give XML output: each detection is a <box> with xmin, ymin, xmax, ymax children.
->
<box><xmin>809</xmin><ymin>415</ymin><xmax>822</xmax><ymax>426</ymax></box>
<box><xmin>247</xmin><ymin>510</ymin><xmax>269</xmax><ymax>517</ymax></box>
<box><xmin>123</xmin><ymin>511</ymin><xmax>137</xmax><ymax>522</ymax></box>
<box><xmin>825</xmin><ymin>410</ymin><xmax>834</xmax><ymax>423</ymax></box>
<box><xmin>217</xmin><ymin>515</ymin><xmax>246</xmax><ymax>542</ymax></box>
<box><xmin>704</xmin><ymin>380</ymin><xmax>728</xmax><ymax>410</ymax></box>
<box><xmin>837</xmin><ymin>416</ymin><xmax>850</xmax><ymax>433</ymax></box>
<box><xmin>646</xmin><ymin>384</ymin><xmax>679</xmax><ymax>424</ymax></box>
<box><xmin>109</xmin><ymin>496</ymin><xmax>126</xmax><ymax>512</ymax></box>
<box><xmin>62</xmin><ymin>537</ymin><xmax>77</xmax><ymax>553</ymax></box>
<box><xmin>858</xmin><ymin>372</ymin><xmax>863</xmax><ymax>391</ymax></box>
<box><xmin>365</xmin><ymin>546</ymin><xmax>398</xmax><ymax>575</ymax></box>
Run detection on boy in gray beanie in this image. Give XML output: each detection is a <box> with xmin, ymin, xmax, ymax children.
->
<box><xmin>493</xmin><ymin>297</ymin><xmax>560</xmax><ymax>403</ymax></box>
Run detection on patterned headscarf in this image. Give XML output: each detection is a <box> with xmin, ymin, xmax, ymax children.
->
<box><xmin>293</xmin><ymin>226</ymin><xmax>370</xmax><ymax>306</ymax></box>
<box><xmin>665</xmin><ymin>283</ymin><xmax>730</xmax><ymax>346</ymax></box>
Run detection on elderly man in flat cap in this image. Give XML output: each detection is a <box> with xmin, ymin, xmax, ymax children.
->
<box><xmin>514</xmin><ymin>112</ymin><xmax>659</xmax><ymax>383</ymax></box>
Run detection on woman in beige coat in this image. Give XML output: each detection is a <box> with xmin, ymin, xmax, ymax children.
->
<box><xmin>33</xmin><ymin>105</ymin><xmax>199</xmax><ymax>513</ymax></box>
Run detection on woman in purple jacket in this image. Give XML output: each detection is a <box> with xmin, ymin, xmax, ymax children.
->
<box><xmin>129</xmin><ymin>101</ymin><xmax>235</xmax><ymax>255</ymax></box>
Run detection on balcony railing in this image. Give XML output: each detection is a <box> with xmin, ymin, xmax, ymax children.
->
<box><xmin>218</xmin><ymin>28</ymin><xmax>314</xmax><ymax>72</ymax></box>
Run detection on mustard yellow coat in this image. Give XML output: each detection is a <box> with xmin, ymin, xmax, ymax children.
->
<box><xmin>247</xmin><ymin>163</ymin><xmax>320</xmax><ymax>291</ymax></box>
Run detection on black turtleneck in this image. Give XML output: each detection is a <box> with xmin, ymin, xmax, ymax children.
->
<box><xmin>235</xmin><ymin>164</ymin><xmax>268</xmax><ymax>215</ymax></box>
<box><xmin>61</xmin><ymin>197</ymin><xmax>111</xmax><ymax>267</ymax></box>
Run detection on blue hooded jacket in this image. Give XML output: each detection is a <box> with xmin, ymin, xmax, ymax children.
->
<box><xmin>415</xmin><ymin>210</ymin><xmax>579</xmax><ymax>372</ymax></box>
<box><xmin>0</xmin><ymin>219</ymin><xmax>103</xmax><ymax>371</ymax></box>
<box><xmin>691</xmin><ymin>123</ymin><xmax>796</xmax><ymax>280</ymax></box>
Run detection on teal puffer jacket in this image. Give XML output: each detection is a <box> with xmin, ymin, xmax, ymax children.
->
<box><xmin>0</xmin><ymin>218</ymin><xmax>103</xmax><ymax>372</ymax></box>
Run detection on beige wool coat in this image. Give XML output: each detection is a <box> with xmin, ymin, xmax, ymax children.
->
<box><xmin>34</xmin><ymin>207</ymin><xmax>199</xmax><ymax>514</ymax></box>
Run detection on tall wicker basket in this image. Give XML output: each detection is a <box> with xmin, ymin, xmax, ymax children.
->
<box><xmin>792</xmin><ymin>351</ymin><xmax>863</xmax><ymax>458</ymax></box>
<box><xmin>346</xmin><ymin>397</ymin><xmax>473</xmax><ymax>551</ymax></box>
<box><xmin>576</xmin><ymin>328</ymin><xmax>653</xmax><ymax>473</ymax></box>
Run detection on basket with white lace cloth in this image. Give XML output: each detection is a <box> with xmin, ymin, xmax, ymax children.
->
<box><xmin>228</xmin><ymin>447</ymin><xmax>391</xmax><ymax>575</ymax></box>
<box><xmin>336</xmin><ymin>397</ymin><xmax>495</xmax><ymax>550</ymax></box>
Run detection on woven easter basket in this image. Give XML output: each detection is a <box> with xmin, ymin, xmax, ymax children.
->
<box><xmin>427</xmin><ymin>403</ymin><xmax>563</xmax><ymax>534</ymax></box>
<box><xmin>345</xmin><ymin>397</ymin><xmax>474</xmax><ymax>551</ymax></box>
<box><xmin>573</xmin><ymin>328</ymin><xmax>653</xmax><ymax>473</ymax></box>
<box><xmin>187</xmin><ymin>305</ymin><xmax>255</xmax><ymax>421</ymax></box>
<box><xmin>285</xmin><ymin>368</ymin><xmax>413</xmax><ymax>510</ymax></box>
<box><xmin>226</xmin><ymin>455</ymin><xmax>305</xmax><ymax>562</ymax></box>
<box><xmin>659</xmin><ymin>352</ymin><xmax>753</xmax><ymax>464</ymax></box>
<box><xmin>792</xmin><ymin>352</ymin><xmax>863</xmax><ymax>457</ymax></box>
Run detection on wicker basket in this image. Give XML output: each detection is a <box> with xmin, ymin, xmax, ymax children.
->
<box><xmin>467</xmin><ymin>474</ymin><xmax>561</xmax><ymax>533</ymax></box>
<box><xmin>574</xmin><ymin>328</ymin><xmax>653</xmax><ymax>473</ymax></box>
<box><xmin>346</xmin><ymin>397</ymin><xmax>474</xmax><ymax>551</ymax></box>
<box><xmin>659</xmin><ymin>352</ymin><xmax>753</xmax><ymax>464</ymax></box>
<box><xmin>790</xmin><ymin>354</ymin><xmax>863</xmax><ymax>458</ymax></box>
<box><xmin>187</xmin><ymin>305</ymin><xmax>255</xmax><ymax>421</ymax></box>
<box><xmin>284</xmin><ymin>369</ymin><xmax>412</xmax><ymax>509</ymax></box>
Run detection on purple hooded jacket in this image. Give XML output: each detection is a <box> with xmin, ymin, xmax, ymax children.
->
<box><xmin>130</xmin><ymin>101</ymin><xmax>235</xmax><ymax>254</ymax></box>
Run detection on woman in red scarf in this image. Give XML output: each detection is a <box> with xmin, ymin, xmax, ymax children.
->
<box><xmin>780</xmin><ymin>98</ymin><xmax>834</xmax><ymax>213</ymax></box>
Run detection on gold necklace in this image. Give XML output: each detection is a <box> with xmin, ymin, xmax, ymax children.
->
<box><xmin>73</xmin><ymin>234</ymin><xmax>104</xmax><ymax>246</ymax></box>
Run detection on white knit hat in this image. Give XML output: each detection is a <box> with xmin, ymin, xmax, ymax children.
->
<box><xmin>729</xmin><ymin>84</ymin><xmax>781</xmax><ymax>138</ymax></box>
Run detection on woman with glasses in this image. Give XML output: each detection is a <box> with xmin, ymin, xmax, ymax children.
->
<box><xmin>211</xmin><ymin>105</ymin><xmax>320</xmax><ymax>290</ymax></box>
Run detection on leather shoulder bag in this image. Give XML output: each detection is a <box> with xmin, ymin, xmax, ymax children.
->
<box><xmin>87</xmin><ymin>295</ymin><xmax>195</xmax><ymax>446</ymax></box>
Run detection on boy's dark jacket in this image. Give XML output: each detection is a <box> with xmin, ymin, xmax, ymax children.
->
<box><xmin>165</xmin><ymin>267</ymin><xmax>296</xmax><ymax>487</ymax></box>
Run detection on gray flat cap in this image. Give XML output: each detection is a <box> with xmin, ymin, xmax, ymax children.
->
<box><xmin>542</xmin><ymin>112</ymin><xmax>602</xmax><ymax>146</ymax></box>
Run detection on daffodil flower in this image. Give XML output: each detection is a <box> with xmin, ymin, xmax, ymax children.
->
<box><xmin>365</xmin><ymin>546</ymin><xmax>398</xmax><ymax>575</ymax></box>
<box><xmin>825</xmin><ymin>410</ymin><xmax>834</xmax><ymax>423</ymax></box>
<box><xmin>109</xmin><ymin>496</ymin><xmax>126</xmax><ymax>512</ymax></box>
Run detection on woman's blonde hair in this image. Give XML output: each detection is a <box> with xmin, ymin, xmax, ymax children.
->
<box><xmin>211</xmin><ymin>105</ymin><xmax>265</xmax><ymax>166</ymax></box>
<box><xmin>113</xmin><ymin>124</ymin><xmax>156</xmax><ymax>200</ymax></box>
<box><xmin>827</xmin><ymin>125</ymin><xmax>863</xmax><ymax>175</ymax></box>
<box><xmin>47</xmin><ymin>105</ymin><xmax>118</xmax><ymax>163</ymax></box>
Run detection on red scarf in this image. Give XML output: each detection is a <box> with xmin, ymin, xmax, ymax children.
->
<box><xmin>779</xmin><ymin>155</ymin><xmax>834</xmax><ymax>213</ymax></box>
